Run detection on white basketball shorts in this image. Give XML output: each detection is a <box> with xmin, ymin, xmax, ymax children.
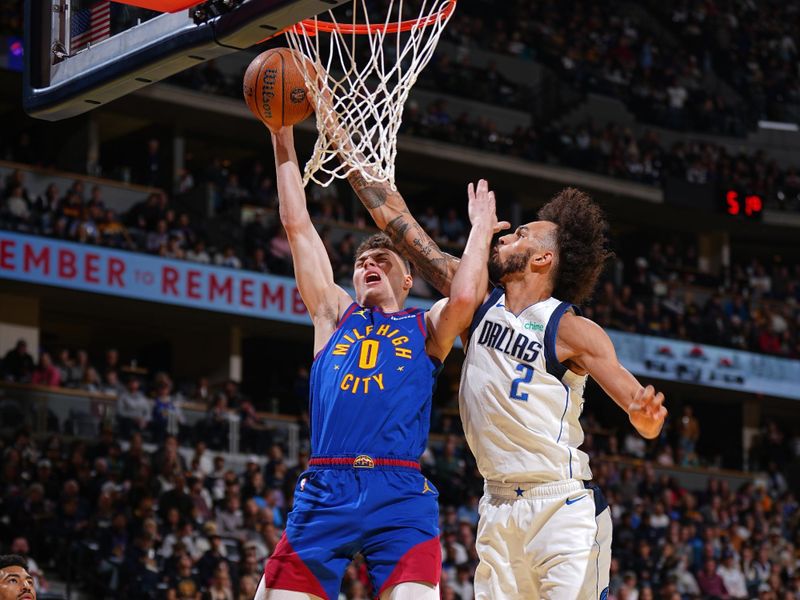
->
<box><xmin>474</xmin><ymin>478</ymin><xmax>612</xmax><ymax>600</ymax></box>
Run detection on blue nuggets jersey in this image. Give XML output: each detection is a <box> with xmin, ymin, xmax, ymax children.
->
<box><xmin>309</xmin><ymin>303</ymin><xmax>440</xmax><ymax>460</ymax></box>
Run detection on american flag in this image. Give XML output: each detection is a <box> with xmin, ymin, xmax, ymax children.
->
<box><xmin>70</xmin><ymin>2</ymin><xmax>111</xmax><ymax>52</ymax></box>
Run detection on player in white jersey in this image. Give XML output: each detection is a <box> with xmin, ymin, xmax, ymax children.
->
<box><xmin>346</xmin><ymin>177</ymin><xmax>668</xmax><ymax>599</ymax></box>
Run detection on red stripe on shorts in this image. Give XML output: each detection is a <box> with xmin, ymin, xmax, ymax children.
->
<box><xmin>263</xmin><ymin>533</ymin><xmax>327</xmax><ymax>598</ymax></box>
<box><xmin>308</xmin><ymin>457</ymin><xmax>421</xmax><ymax>470</ymax></box>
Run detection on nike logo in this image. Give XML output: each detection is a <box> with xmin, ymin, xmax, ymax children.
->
<box><xmin>565</xmin><ymin>495</ymin><xmax>589</xmax><ymax>505</ymax></box>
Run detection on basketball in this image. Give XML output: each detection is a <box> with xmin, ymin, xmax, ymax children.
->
<box><xmin>243</xmin><ymin>47</ymin><xmax>314</xmax><ymax>130</ymax></box>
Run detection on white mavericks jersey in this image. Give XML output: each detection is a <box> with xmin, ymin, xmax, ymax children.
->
<box><xmin>460</xmin><ymin>288</ymin><xmax>592</xmax><ymax>483</ymax></box>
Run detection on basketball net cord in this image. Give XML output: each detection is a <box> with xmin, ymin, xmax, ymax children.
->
<box><xmin>285</xmin><ymin>0</ymin><xmax>456</xmax><ymax>189</ymax></box>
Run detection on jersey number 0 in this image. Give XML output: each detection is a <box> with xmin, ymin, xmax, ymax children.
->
<box><xmin>358</xmin><ymin>340</ymin><xmax>380</xmax><ymax>369</ymax></box>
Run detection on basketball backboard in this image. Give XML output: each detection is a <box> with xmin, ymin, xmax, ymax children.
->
<box><xmin>23</xmin><ymin>0</ymin><xmax>349</xmax><ymax>121</ymax></box>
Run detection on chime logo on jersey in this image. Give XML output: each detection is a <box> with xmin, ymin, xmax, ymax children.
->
<box><xmin>332</xmin><ymin>323</ymin><xmax>413</xmax><ymax>394</ymax></box>
<box><xmin>476</xmin><ymin>319</ymin><xmax>543</xmax><ymax>363</ymax></box>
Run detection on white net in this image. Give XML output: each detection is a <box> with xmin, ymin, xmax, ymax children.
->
<box><xmin>285</xmin><ymin>0</ymin><xmax>456</xmax><ymax>189</ymax></box>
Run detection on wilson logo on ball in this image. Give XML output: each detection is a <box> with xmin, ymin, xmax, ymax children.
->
<box><xmin>243</xmin><ymin>47</ymin><xmax>314</xmax><ymax>129</ymax></box>
<box><xmin>290</xmin><ymin>88</ymin><xmax>307</xmax><ymax>104</ymax></box>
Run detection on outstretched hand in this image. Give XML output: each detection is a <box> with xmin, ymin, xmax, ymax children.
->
<box><xmin>628</xmin><ymin>385</ymin><xmax>667</xmax><ymax>439</ymax></box>
<box><xmin>467</xmin><ymin>179</ymin><xmax>511</xmax><ymax>234</ymax></box>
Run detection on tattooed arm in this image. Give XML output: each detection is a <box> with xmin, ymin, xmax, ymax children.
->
<box><xmin>347</xmin><ymin>171</ymin><xmax>461</xmax><ymax>296</ymax></box>
<box><xmin>321</xmin><ymin>102</ymin><xmax>505</xmax><ymax>296</ymax></box>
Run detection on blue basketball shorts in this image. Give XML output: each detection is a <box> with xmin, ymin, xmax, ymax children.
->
<box><xmin>263</xmin><ymin>461</ymin><xmax>441</xmax><ymax>600</ymax></box>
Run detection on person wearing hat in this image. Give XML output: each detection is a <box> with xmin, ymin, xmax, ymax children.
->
<box><xmin>194</xmin><ymin>521</ymin><xmax>218</xmax><ymax>559</ymax></box>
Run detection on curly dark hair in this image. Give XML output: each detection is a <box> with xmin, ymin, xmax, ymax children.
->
<box><xmin>354</xmin><ymin>232</ymin><xmax>411</xmax><ymax>272</ymax></box>
<box><xmin>537</xmin><ymin>187</ymin><xmax>611</xmax><ymax>305</ymax></box>
<box><xmin>0</xmin><ymin>554</ymin><xmax>27</xmax><ymax>570</ymax></box>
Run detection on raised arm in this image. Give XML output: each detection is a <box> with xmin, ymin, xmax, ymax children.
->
<box><xmin>425</xmin><ymin>180</ymin><xmax>498</xmax><ymax>362</ymax></box>
<box><xmin>311</xmin><ymin>92</ymin><xmax>461</xmax><ymax>295</ymax></box>
<box><xmin>347</xmin><ymin>172</ymin><xmax>461</xmax><ymax>296</ymax></box>
<box><xmin>557</xmin><ymin>314</ymin><xmax>667</xmax><ymax>439</ymax></box>
<box><xmin>271</xmin><ymin>127</ymin><xmax>351</xmax><ymax>353</ymax></box>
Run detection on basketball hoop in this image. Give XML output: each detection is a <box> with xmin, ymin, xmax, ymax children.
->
<box><xmin>284</xmin><ymin>0</ymin><xmax>457</xmax><ymax>189</ymax></box>
<box><xmin>291</xmin><ymin>0</ymin><xmax>455</xmax><ymax>35</ymax></box>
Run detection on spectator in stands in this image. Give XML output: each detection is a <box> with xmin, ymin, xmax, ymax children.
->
<box><xmin>245</xmin><ymin>247</ymin><xmax>270</xmax><ymax>273</ymax></box>
<box><xmin>97</xmin><ymin>208</ymin><xmax>130</xmax><ymax>247</ymax></box>
<box><xmin>121</xmin><ymin>530</ymin><xmax>160</xmax><ymax>595</ymax></box>
<box><xmin>151</xmin><ymin>381</ymin><xmax>181</xmax><ymax>443</ymax></box>
<box><xmin>450</xmin><ymin>563</ymin><xmax>474</xmax><ymax>600</ymax></box>
<box><xmin>9</xmin><ymin>537</ymin><xmax>46</xmax><ymax>593</ymax></box>
<box><xmin>717</xmin><ymin>551</ymin><xmax>748</xmax><ymax>600</ymax></box>
<box><xmin>205</xmin><ymin>563</ymin><xmax>234</xmax><ymax>600</ymax></box>
<box><xmin>440</xmin><ymin>208</ymin><xmax>466</xmax><ymax>245</ymax></box>
<box><xmin>697</xmin><ymin>558</ymin><xmax>729</xmax><ymax>598</ymax></box>
<box><xmin>418</xmin><ymin>206</ymin><xmax>441</xmax><ymax>238</ymax></box>
<box><xmin>58</xmin><ymin>190</ymin><xmax>83</xmax><ymax>232</ymax></box>
<box><xmin>99</xmin><ymin>348</ymin><xmax>120</xmax><ymax>374</ymax></box>
<box><xmin>196</xmin><ymin>532</ymin><xmax>229</xmax><ymax>583</ymax></box>
<box><xmin>166</xmin><ymin>553</ymin><xmax>201</xmax><ymax>600</ymax></box>
<box><xmin>171</xmin><ymin>213</ymin><xmax>196</xmax><ymax>248</ymax></box>
<box><xmin>215</xmin><ymin>245</ymin><xmax>242</xmax><ymax>270</ymax></box>
<box><xmin>80</xmin><ymin>366</ymin><xmax>103</xmax><ymax>392</ymax></box>
<box><xmin>103</xmin><ymin>370</ymin><xmax>126</xmax><ymax>396</ymax></box>
<box><xmin>215</xmin><ymin>493</ymin><xmax>245</xmax><ymax>540</ymax></box>
<box><xmin>678</xmin><ymin>404</ymin><xmax>700</xmax><ymax>457</ymax></box>
<box><xmin>159</xmin><ymin>472</ymin><xmax>193</xmax><ymax>523</ymax></box>
<box><xmin>31</xmin><ymin>183</ymin><xmax>60</xmax><ymax>233</ymax></box>
<box><xmin>66</xmin><ymin>349</ymin><xmax>91</xmax><ymax>387</ymax></box>
<box><xmin>334</xmin><ymin>233</ymin><xmax>356</xmax><ymax>283</ymax></box>
<box><xmin>252</xmin><ymin>176</ymin><xmax>276</xmax><ymax>207</ymax></box>
<box><xmin>267</xmin><ymin>228</ymin><xmax>292</xmax><ymax>275</ymax></box>
<box><xmin>205</xmin><ymin>394</ymin><xmax>231</xmax><ymax>451</ymax></box>
<box><xmin>1</xmin><ymin>340</ymin><xmax>34</xmax><ymax>383</ymax></box>
<box><xmin>117</xmin><ymin>377</ymin><xmax>152</xmax><ymax>437</ymax></box>
<box><xmin>221</xmin><ymin>380</ymin><xmax>242</xmax><ymax>409</ymax></box>
<box><xmin>186</xmin><ymin>239</ymin><xmax>211</xmax><ymax>264</ymax></box>
<box><xmin>163</xmin><ymin>235</ymin><xmax>185</xmax><ymax>259</ymax></box>
<box><xmin>30</xmin><ymin>352</ymin><xmax>60</xmax><ymax>388</ymax></box>
<box><xmin>239</xmin><ymin>397</ymin><xmax>270</xmax><ymax>454</ymax></box>
<box><xmin>53</xmin><ymin>349</ymin><xmax>72</xmax><ymax>383</ymax></box>
<box><xmin>1</xmin><ymin>184</ymin><xmax>30</xmax><ymax>227</ymax></box>
<box><xmin>147</xmin><ymin>219</ymin><xmax>170</xmax><ymax>254</ymax></box>
<box><xmin>221</xmin><ymin>173</ymin><xmax>248</xmax><ymax>210</ymax></box>
<box><xmin>138</xmin><ymin>138</ymin><xmax>167</xmax><ymax>189</ymax></box>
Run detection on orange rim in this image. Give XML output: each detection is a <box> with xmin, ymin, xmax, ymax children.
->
<box><xmin>291</xmin><ymin>0</ymin><xmax>456</xmax><ymax>35</ymax></box>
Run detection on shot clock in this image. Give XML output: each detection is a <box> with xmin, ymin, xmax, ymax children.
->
<box><xmin>722</xmin><ymin>189</ymin><xmax>764</xmax><ymax>220</ymax></box>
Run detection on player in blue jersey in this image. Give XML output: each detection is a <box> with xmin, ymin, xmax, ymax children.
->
<box><xmin>254</xmin><ymin>127</ymin><xmax>505</xmax><ymax>600</ymax></box>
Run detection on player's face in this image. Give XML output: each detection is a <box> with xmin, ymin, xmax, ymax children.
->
<box><xmin>489</xmin><ymin>221</ymin><xmax>556</xmax><ymax>282</ymax></box>
<box><xmin>353</xmin><ymin>248</ymin><xmax>411</xmax><ymax>307</ymax></box>
<box><xmin>0</xmin><ymin>567</ymin><xmax>35</xmax><ymax>600</ymax></box>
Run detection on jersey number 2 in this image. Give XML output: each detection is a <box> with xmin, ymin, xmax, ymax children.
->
<box><xmin>510</xmin><ymin>364</ymin><xmax>534</xmax><ymax>401</ymax></box>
